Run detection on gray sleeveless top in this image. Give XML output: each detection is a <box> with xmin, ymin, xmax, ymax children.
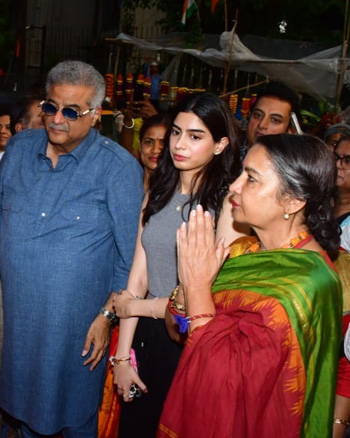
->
<box><xmin>141</xmin><ymin>190</ymin><xmax>191</xmax><ymax>298</ymax></box>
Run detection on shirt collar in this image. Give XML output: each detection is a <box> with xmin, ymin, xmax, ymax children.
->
<box><xmin>68</xmin><ymin>128</ymin><xmax>98</xmax><ymax>164</ymax></box>
<box><xmin>37</xmin><ymin>128</ymin><xmax>98</xmax><ymax>164</ymax></box>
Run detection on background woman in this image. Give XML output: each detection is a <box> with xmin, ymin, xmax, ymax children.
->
<box><xmin>160</xmin><ymin>134</ymin><xmax>342</xmax><ymax>438</ymax></box>
<box><xmin>332</xmin><ymin>135</ymin><xmax>350</xmax><ymax>438</ymax></box>
<box><xmin>112</xmin><ymin>93</ymin><xmax>243</xmax><ymax>438</ymax></box>
<box><xmin>0</xmin><ymin>109</ymin><xmax>13</xmax><ymax>160</ymax></box>
<box><xmin>139</xmin><ymin>113</ymin><xmax>168</xmax><ymax>191</ymax></box>
<box><xmin>334</xmin><ymin>136</ymin><xmax>350</xmax><ymax>252</ymax></box>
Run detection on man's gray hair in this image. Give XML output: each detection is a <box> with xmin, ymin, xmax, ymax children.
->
<box><xmin>46</xmin><ymin>60</ymin><xmax>106</xmax><ymax>108</ymax></box>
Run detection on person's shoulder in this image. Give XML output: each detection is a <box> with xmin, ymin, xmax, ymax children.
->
<box><xmin>13</xmin><ymin>128</ymin><xmax>46</xmax><ymax>141</ymax></box>
<box><xmin>6</xmin><ymin>128</ymin><xmax>46</xmax><ymax>153</ymax></box>
<box><xmin>94</xmin><ymin>133</ymin><xmax>141</xmax><ymax>165</ymax></box>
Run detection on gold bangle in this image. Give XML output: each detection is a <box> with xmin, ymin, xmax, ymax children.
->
<box><xmin>169</xmin><ymin>285</ymin><xmax>179</xmax><ymax>302</ymax></box>
<box><xmin>333</xmin><ymin>418</ymin><xmax>350</xmax><ymax>426</ymax></box>
<box><xmin>109</xmin><ymin>356</ymin><xmax>130</xmax><ymax>366</ymax></box>
<box><xmin>171</xmin><ymin>299</ymin><xmax>186</xmax><ymax>313</ymax></box>
<box><xmin>169</xmin><ymin>285</ymin><xmax>186</xmax><ymax>312</ymax></box>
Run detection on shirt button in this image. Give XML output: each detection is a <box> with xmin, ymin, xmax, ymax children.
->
<box><xmin>76</xmin><ymin>216</ymin><xmax>81</xmax><ymax>220</ymax></box>
<box><xmin>104</xmin><ymin>140</ymin><xmax>109</xmax><ymax>144</ymax></box>
<box><xmin>41</xmin><ymin>212</ymin><xmax>46</xmax><ymax>217</ymax></box>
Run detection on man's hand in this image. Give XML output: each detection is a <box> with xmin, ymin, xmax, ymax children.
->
<box><xmin>82</xmin><ymin>315</ymin><xmax>110</xmax><ymax>371</ymax></box>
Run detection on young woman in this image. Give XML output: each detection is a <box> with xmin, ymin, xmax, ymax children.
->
<box><xmin>112</xmin><ymin>93</ymin><xmax>243</xmax><ymax>438</ymax></box>
<box><xmin>98</xmin><ymin>113</ymin><xmax>168</xmax><ymax>437</ymax></box>
<box><xmin>160</xmin><ymin>134</ymin><xmax>342</xmax><ymax>438</ymax></box>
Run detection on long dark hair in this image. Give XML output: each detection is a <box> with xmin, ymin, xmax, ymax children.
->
<box><xmin>142</xmin><ymin>93</ymin><xmax>240</xmax><ymax>226</ymax></box>
<box><xmin>258</xmin><ymin>133</ymin><xmax>340</xmax><ymax>251</ymax></box>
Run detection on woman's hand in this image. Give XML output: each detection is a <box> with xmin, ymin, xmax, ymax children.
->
<box><xmin>177</xmin><ymin>205</ymin><xmax>229</xmax><ymax>292</ymax></box>
<box><xmin>134</xmin><ymin>97</ymin><xmax>158</xmax><ymax>120</ymax></box>
<box><xmin>113</xmin><ymin>362</ymin><xmax>148</xmax><ymax>402</ymax></box>
<box><xmin>112</xmin><ymin>290</ymin><xmax>136</xmax><ymax>318</ymax></box>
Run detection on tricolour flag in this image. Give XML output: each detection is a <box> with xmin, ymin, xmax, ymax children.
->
<box><xmin>181</xmin><ymin>0</ymin><xmax>198</xmax><ymax>25</ymax></box>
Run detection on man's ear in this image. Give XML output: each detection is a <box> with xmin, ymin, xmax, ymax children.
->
<box><xmin>91</xmin><ymin>107</ymin><xmax>102</xmax><ymax>127</ymax></box>
<box><xmin>15</xmin><ymin>122</ymin><xmax>23</xmax><ymax>133</ymax></box>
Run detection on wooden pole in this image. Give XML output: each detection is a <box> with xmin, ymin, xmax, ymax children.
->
<box><xmin>335</xmin><ymin>0</ymin><xmax>350</xmax><ymax>110</ymax></box>
<box><xmin>222</xmin><ymin>9</ymin><xmax>238</xmax><ymax>95</ymax></box>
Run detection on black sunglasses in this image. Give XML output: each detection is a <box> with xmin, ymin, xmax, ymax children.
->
<box><xmin>39</xmin><ymin>101</ymin><xmax>95</xmax><ymax>121</ymax></box>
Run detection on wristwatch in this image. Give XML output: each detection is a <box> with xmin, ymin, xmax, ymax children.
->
<box><xmin>99</xmin><ymin>307</ymin><xmax>118</xmax><ymax>325</ymax></box>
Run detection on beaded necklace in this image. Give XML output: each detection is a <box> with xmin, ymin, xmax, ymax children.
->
<box><xmin>247</xmin><ymin>230</ymin><xmax>312</xmax><ymax>253</ymax></box>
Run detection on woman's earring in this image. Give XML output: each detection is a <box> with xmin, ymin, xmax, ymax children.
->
<box><xmin>283</xmin><ymin>213</ymin><xmax>290</xmax><ymax>220</ymax></box>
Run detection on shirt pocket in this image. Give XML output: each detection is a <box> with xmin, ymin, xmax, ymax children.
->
<box><xmin>60</xmin><ymin>203</ymin><xmax>100</xmax><ymax>223</ymax></box>
<box><xmin>58</xmin><ymin>203</ymin><xmax>110</xmax><ymax>249</ymax></box>
<box><xmin>1</xmin><ymin>192</ymin><xmax>25</xmax><ymax>213</ymax></box>
<box><xmin>0</xmin><ymin>192</ymin><xmax>27</xmax><ymax>235</ymax></box>
<box><xmin>59</xmin><ymin>203</ymin><xmax>109</xmax><ymax>236</ymax></box>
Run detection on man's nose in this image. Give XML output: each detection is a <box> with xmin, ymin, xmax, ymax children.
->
<box><xmin>258</xmin><ymin>116</ymin><xmax>268</xmax><ymax>129</ymax></box>
<box><xmin>53</xmin><ymin>109</ymin><xmax>66</xmax><ymax>124</ymax></box>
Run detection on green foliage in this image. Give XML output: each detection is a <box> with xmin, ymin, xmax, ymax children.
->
<box><xmin>121</xmin><ymin>0</ymin><xmax>159</xmax><ymax>34</ymax></box>
<box><xmin>130</xmin><ymin>0</ymin><xmax>346</xmax><ymax>46</ymax></box>
<box><xmin>184</xmin><ymin>17</ymin><xmax>205</xmax><ymax>47</ymax></box>
<box><xmin>213</xmin><ymin>0</ymin><xmax>345</xmax><ymax>43</ymax></box>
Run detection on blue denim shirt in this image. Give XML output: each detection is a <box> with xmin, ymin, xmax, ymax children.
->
<box><xmin>0</xmin><ymin>127</ymin><xmax>143</xmax><ymax>433</ymax></box>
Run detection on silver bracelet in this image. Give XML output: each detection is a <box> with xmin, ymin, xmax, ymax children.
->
<box><xmin>122</xmin><ymin>118</ymin><xmax>135</xmax><ymax>129</ymax></box>
<box><xmin>99</xmin><ymin>307</ymin><xmax>118</xmax><ymax>325</ymax></box>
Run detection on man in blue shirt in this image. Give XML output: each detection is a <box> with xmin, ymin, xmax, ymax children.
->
<box><xmin>150</xmin><ymin>61</ymin><xmax>161</xmax><ymax>102</ymax></box>
<box><xmin>0</xmin><ymin>60</ymin><xmax>143</xmax><ymax>437</ymax></box>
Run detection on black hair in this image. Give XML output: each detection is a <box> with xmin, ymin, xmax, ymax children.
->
<box><xmin>335</xmin><ymin>134</ymin><xmax>350</xmax><ymax>151</ymax></box>
<box><xmin>257</xmin><ymin>133</ymin><xmax>340</xmax><ymax>251</ymax></box>
<box><xmin>0</xmin><ymin>105</ymin><xmax>13</xmax><ymax>119</ymax></box>
<box><xmin>142</xmin><ymin>93</ymin><xmax>240</xmax><ymax>226</ymax></box>
<box><xmin>0</xmin><ymin>107</ymin><xmax>13</xmax><ymax>127</ymax></box>
<box><xmin>10</xmin><ymin>95</ymin><xmax>44</xmax><ymax>134</ymax></box>
<box><xmin>252</xmin><ymin>81</ymin><xmax>301</xmax><ymax>123</ymax></box>
<box><xmin>139</xmin><ymin>113</ymin><xmax>170</xmax><ymax>142</ymax></box>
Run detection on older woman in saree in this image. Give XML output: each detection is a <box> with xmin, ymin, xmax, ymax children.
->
<box><xmin>159</xmin><ymin>134</ymin><xmax>343</xmax><ymax>438</ymax></box>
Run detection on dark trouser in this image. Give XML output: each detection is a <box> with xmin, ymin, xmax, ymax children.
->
<box><xmin>118</xmin><ymin>317</ymin><xmax>183</xmax><ymax>438</ymax></box>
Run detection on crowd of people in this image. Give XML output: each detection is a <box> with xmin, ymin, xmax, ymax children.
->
<box><xmin>0</xmin><ymin>59</ymin><xmax>349</xmax><ymax>438</ymax></box>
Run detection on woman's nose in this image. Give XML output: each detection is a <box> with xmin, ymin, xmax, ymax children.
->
<box><xmin>153</xmin><ymin>139</ymin><xmax>163</xmax><ymax>154</ymax></box>
<box><xmin>229</xmin><ymin>174</ymin><xmax>242</xmax><ymax>194</ymax></box>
